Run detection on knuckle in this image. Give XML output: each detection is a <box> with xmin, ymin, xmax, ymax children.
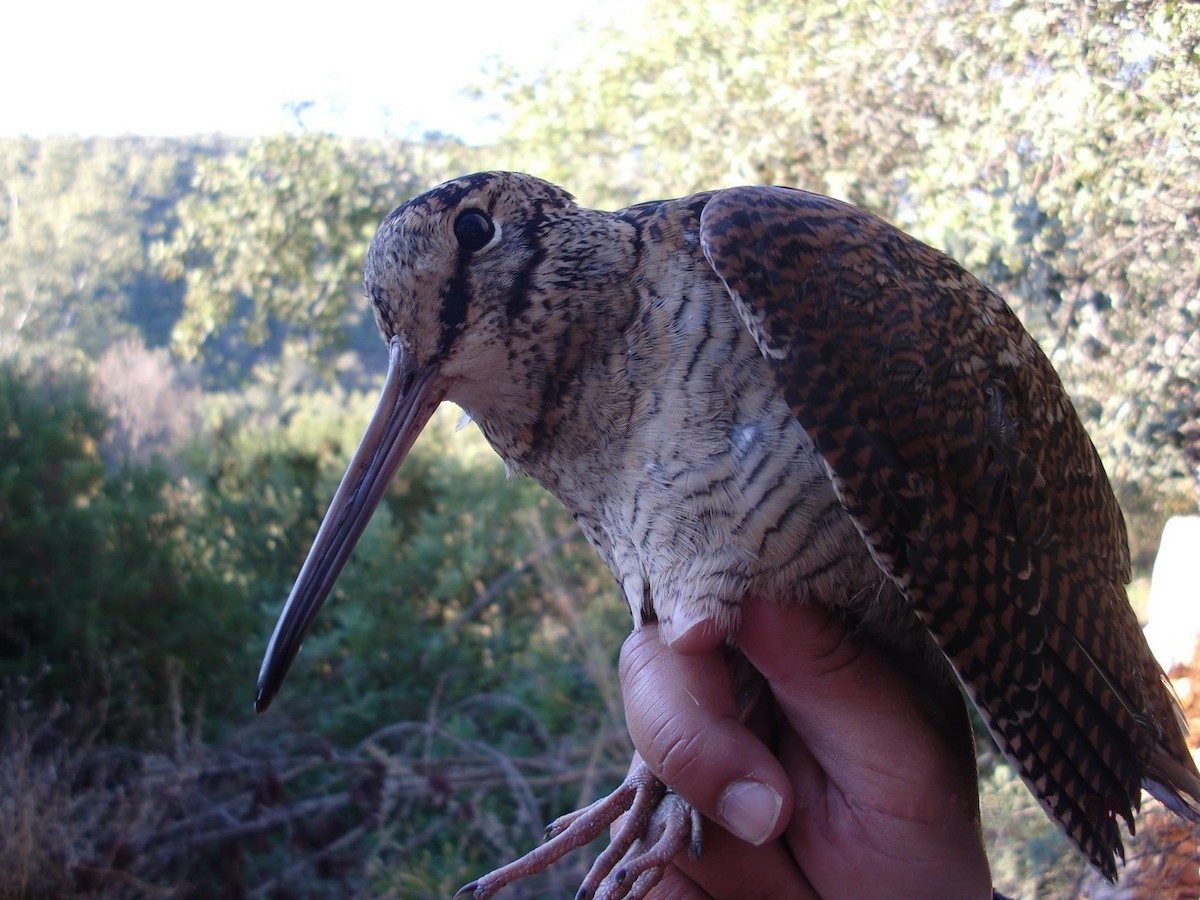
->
<box><xmin>646</xmin><ymin>712</ymin><xmax>710</xmax><ymax>785</ymax></box>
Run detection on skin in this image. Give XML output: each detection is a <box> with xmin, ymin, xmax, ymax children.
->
<box><xmin>619</xmin><ymin>601</ymin><xmax>994</xmax><ymax>900</ymax></box>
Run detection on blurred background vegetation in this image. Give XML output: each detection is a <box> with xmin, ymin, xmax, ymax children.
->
<box><xmin>1</xmin><ymin>0</ymin><xmax>1197</xmax><ymax>896</ymax></box>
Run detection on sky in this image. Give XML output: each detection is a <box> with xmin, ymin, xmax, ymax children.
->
<box><xmin>2</xmin><ymin>0</ymin><xmax>643</xmax><ymax>142</ymax></box>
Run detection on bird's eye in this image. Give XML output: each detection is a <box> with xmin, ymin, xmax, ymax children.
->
<box><xmin>453</xmin><ymin>209</ymin><xmax>495</xmax><ymax>252</ymax></box>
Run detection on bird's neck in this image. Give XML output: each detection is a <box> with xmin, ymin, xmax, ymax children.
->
<box><xmin>468</xmin><ymin>280</ymin><xmax>646</xmax><ymax>485</ymax></box>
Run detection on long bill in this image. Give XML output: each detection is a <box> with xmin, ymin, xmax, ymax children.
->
<box><xmin>255</xmin><ymin>336</ymin><xmax>444</xmax><ymax>713</ymax></box>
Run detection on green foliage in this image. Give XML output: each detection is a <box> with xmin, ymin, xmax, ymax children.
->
<box><xmin>158</xmin><ymin>133</ymin><xmax>486</xmax><ymax>382</ymax></box>
<box><xmin>0</xmin><ymin>102</ymin><xmax>656</xmax><ymax>897</ymax></box>
<box><xmin>201</xmin><ymin>385</ymin><xmax>621</xmax><ymax>744</ymax></box>
<box><xmin>0</xmin><ymin>361</ymin><xmax>253</xmax><ymax>742</ymax></box>
<box><xmin>1</xmin><ymin>4</ymin><xmax>1196</xmax><ymax>893</ymax></box>
<box><xmin>159</xmin><ymin>133</ymin><xmax>404</xmax><ymax>368</ymax></box>
<box><xmin>0</xmin><ymin>137</ymin><xmax>192</xmax><ymax>361</ymax></box>
<box><xmin>0</xmin><ymin>363</ymin><xmax>108</xmax><ymax>664</ymax></box>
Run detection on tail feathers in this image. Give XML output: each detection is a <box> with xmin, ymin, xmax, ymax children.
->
<box><xmin>965</xmin><ymin>645</ymin><xmax>1135</xmax><ymax>881</ymax></box>
<box><xmin>939</xmin><ymin>564</ymin><xmax>1197</xmax><ymax>883</ymax></box>
<box><xmin>1144</xmin><ymin>743</ymin><xmax>1200</xmax><ymax>823</ymax></box>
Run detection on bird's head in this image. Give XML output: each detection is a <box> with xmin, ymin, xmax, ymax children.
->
<box><xmin>255</xmin><ymin>171</ymin><xmax>635</xmax><ymax>712</ymax></box>
<box><xmin>363</xmin><ymin>171</ymin><xmax>581</xmax><ymax>417</ymax></box>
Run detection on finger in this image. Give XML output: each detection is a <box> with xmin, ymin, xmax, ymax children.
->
<box><xmin>641</xmin><ymin>863</ymin><xmax>711</xmax><ymax>900</ymax></box>
<box><xmin>610</xmin><ymin>755</ymin><xmax>817</xmax><ymax>900</ymax></box>
<box><xmin>619</xmin><ymin>624</ymin><xmax>792</xmax><ymax>847</ymax></box>
<box><xmin>669</xmin><ymin>819</ymin><xmax>819</xmax><ymax>900</ymax></box>
<box><xmin>737</xmin><ymin>601</ymin><xmax>991</xmax><ymax>899</ymax></box>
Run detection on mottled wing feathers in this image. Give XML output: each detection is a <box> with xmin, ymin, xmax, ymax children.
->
<box><xmin>699</xmin><ymin>185</ymin><xmax>1196</xmax><ymax>879</ymax></box>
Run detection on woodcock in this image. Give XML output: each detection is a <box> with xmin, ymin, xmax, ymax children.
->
<box><xmin>256</xmin><ymin>172</ymin><xmax>1200</xmax><ymax>895</ymax></box>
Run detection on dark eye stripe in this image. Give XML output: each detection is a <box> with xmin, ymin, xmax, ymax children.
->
<box><xmin>504</xmin><ymin>218</ymin><xmax>547</xmax><ymax>320</ymax></box>
<box><xmin>438</xmin><ymin>216</ymin><xmax>550</xmax><ymax>356</ymax></box>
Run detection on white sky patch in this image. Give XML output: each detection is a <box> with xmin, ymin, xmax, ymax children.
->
<box><xmin>1</xmin><ymin>0</ymin><xmax>644</xmax><ymax>141</ymax></box>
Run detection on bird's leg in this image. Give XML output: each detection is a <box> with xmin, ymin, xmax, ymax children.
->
<box><xmin>458</xmin><ymin>648</ymin><xmax>768</xmax><ymax>900</ymax></box>
<box><xmin>456</xmin><ymin>762</ymin><xmax>692</xmax><ymax>900</ymax></box>
<box><xmin>584</xmin><ymin>785</ymin><xmax>704</xmax><ymax>900</ymax></box>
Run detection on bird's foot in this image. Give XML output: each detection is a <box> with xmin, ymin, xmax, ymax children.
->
<box><xmin>456</xmin><ymin>760</ymin><xmax>702</xmax><ymax>899</ymax></box>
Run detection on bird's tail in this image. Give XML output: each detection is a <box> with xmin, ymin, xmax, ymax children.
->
<box><xmin>1143</xmin><ymin>685</ymin><xmax>1200</xmax><ymax>822</ymax></box>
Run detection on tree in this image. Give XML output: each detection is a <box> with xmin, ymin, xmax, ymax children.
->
<box><xmin>0</xmin><ymin>360</ymin><xmax>252</xmax><ymax>741</ymax></box>
<box><xmin>91</xmin><ymin>337</ymin><xmax>202</xmax><ymax>471</ymax></box>
<box><xmin>0</xmin><ymin>138</ymin><xmax>191</xmax><ymax>361</ymax></box>
<box><xmin>158</xmin><ymin>133</ymin><xmax>485</xmax><ymax>383</ymax></box>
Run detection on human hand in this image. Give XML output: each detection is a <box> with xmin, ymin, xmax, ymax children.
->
<box><xmin>618</xmin><ymin>601</ymin><xmax>993</xmax><ymax>899</ymax></box>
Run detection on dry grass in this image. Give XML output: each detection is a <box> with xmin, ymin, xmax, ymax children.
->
<box><xmin>0</xmin><ymin>689</ymin><xmax>185</xmax><ymax>899</ymax></box>
<box><xmin>0</xmin><ymin>681</ymin><xmax>629</xmax><ymax>899</ymax></box>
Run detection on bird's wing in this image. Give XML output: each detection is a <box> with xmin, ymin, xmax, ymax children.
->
<box><xmin>699</xmin><ymin>185</ymin><xmax>1167</xmax><ymax>879</ymax></box>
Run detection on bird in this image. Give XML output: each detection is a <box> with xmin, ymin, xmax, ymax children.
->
<box><xmin>255</xmin><ymin>171</ymin><xmax>1200</xmax><ymax>896</ymax></box>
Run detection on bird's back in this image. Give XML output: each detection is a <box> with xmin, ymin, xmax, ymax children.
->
<box><xmin>698</xmin><ymin>183</ymin><xmax>1200</xmax><ymax>878</ymax></box>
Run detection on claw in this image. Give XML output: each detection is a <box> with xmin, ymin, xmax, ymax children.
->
<box><xmin>457</xmin><ymin>762</ymin><xmax>703</xmax><ymax>900</ymax></box>
<box><xmin>459</xmin><ymin>651</ymin><xmax>766</xmax><ymax>898</ymax></box>
<box><xmin>595</xmin><ymin>791</ymin><xmax>703</xmax><ymax>900</ymax></box>
<box><xmin>573</xmin><ymin>765</ymin><xmax>665</xmax><ymax>897</ymax></box>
